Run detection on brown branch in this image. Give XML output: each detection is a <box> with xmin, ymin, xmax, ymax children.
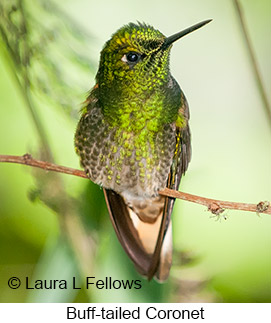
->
<box><xmin>0</xmin><ymin>153</ymin><xmax>270</xmax><ymax>215</ymax></box>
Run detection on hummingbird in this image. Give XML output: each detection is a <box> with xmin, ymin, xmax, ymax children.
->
<box><xmin>75</xmin><ymin>20</ymin><xmax>211</xmax><ymax>281</ymax></box>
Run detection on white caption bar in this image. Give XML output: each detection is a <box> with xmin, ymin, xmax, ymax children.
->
<box><xmin>0</xmin><ymin>303</ymin><xmax>270</xmax><ymax>323</ymax></box>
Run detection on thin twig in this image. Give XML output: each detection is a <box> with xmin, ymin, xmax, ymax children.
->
<box><xmin>233</xmin><ymin>0</ymin><xmax>271</xmax><ymax>126</ymax></box>
<box><xmin>0</xmin><ymin>153</ymin><xmax>270</xmax><ymax>215</ymax></box>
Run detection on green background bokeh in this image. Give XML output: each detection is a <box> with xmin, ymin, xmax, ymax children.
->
<box><xmin>0</xmin><ymin>0</ymin><xmax>270</xmax><ymax>302</ymax></box>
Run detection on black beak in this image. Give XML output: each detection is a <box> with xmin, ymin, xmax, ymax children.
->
<box><xmin>162</xmin><ymin>19</ymin><xmax>212</xmax><ymax>49</ymax></box>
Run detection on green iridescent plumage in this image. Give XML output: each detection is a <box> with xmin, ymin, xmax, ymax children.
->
<box><xmin>75</xmin><ymin>20</ymin><xmax>211</xmax><ymax>280</ymax></box>
<box><xmin>75</xmin><ymin>23</ymin><xmax>186</xmax><ymax>197</ymax></box>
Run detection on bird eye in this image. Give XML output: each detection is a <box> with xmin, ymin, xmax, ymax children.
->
<box><xmin>126</xmin><ymin>52</ymin><xmax>140</xmax><ymax>62</ymax></box>
<box><xmin>122</xmin><ymin>51</ymin><xmax>141</xmax><ymax>64</ymax></box>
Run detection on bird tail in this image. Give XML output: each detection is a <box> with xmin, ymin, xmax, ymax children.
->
<box><xmin>103</xmin><ymin>189</ymin><xmax>173</xmax><ymax>281</ymax></box>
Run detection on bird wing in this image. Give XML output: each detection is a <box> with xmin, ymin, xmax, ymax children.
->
<box><xmin>147</xmin><ymin>90</ymin><xmax>191</xmax><ymax>280</ymax></box>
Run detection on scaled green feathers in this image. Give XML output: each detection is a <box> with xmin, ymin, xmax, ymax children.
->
<box><xmin>97</xmin><ymin>23</ymin><xmax>180</xmax><ymax>128</ymax></box>
<box><xmin>75</xmin><ymin>23</ymin><xmax>185</xmax><ymax>197</ymax></box>
<box><xmin>75</xmin><ymin>20</ymin><xmax>211</xmax><ymax>280</ymax></box>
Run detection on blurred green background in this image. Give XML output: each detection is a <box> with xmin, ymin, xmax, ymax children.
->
<box><xmin>0</xmin><ymin>0</ymin><xmax>270</xmax><ymax>303</ymax></box>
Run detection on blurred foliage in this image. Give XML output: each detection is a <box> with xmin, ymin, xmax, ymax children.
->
<box><xmin>0</xmin><ymin>0</ymin><xmax>96</xmax><ymax>119</ymax></box>
<box><xmin>0</xmin><ymin>0</ymin><xmax>100</xmax><ymax>303</ymax></box>
<box><xmin>0</xmin><ymin>0</ymin><xmax>270</xmax><ymax>303</ymax></box>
